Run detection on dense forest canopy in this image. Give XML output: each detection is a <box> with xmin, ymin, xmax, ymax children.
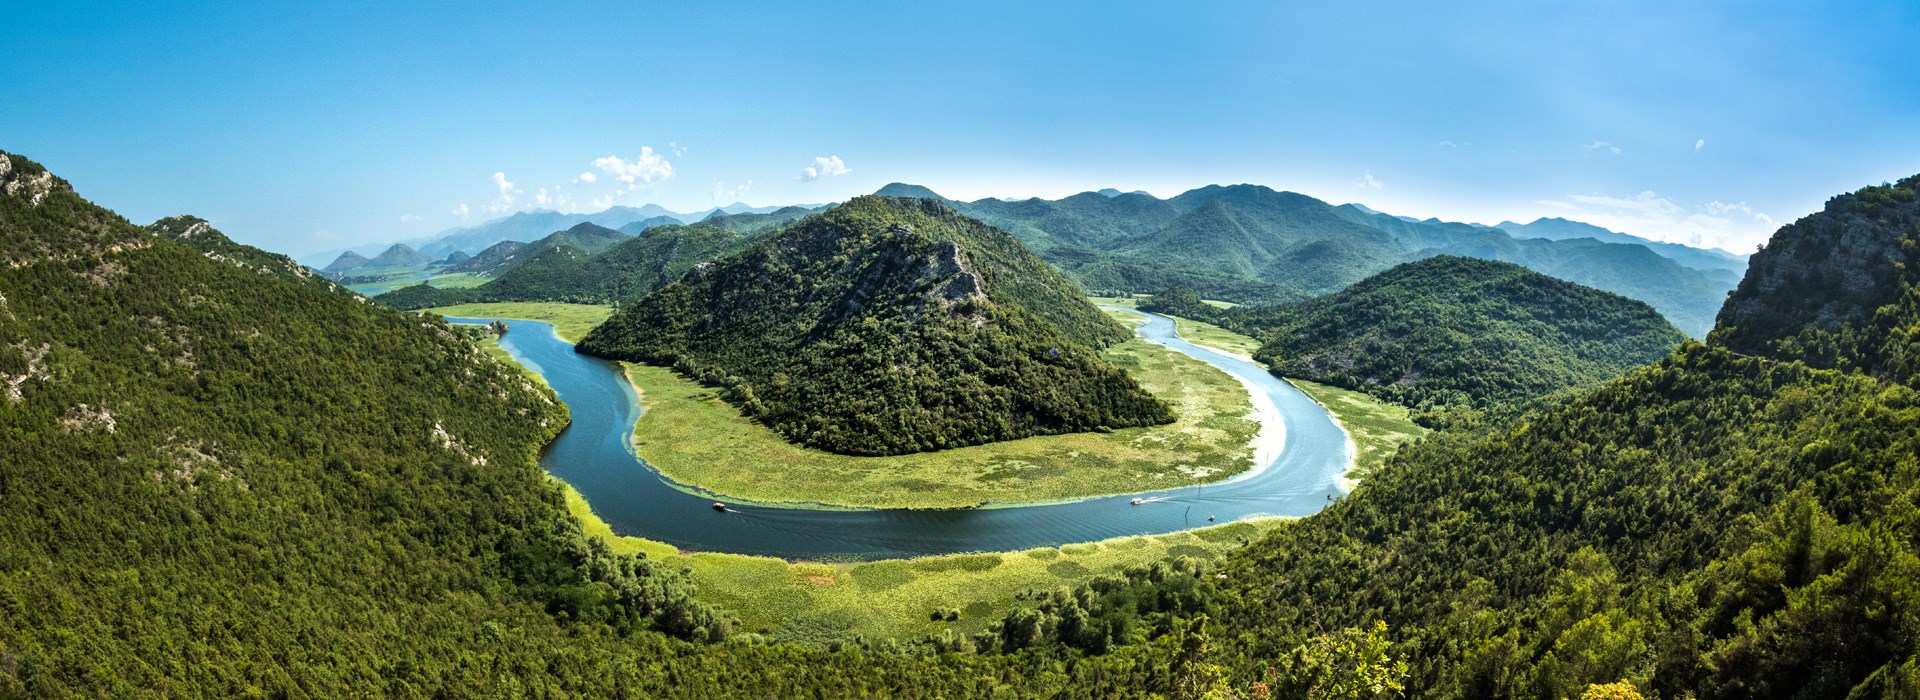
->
<box><xmin>578</xmin><ymin>196</ymin><xmax>1173</xmax><ymax>456</ymax></box>
<box><xmin>1146</xmin><ymin>257</ymin><xmax>1688</xmax><ymax>411</ymax></box>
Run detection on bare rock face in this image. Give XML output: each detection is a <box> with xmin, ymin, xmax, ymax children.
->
<box><xmin>922</xmin><ymin>241</ymin><xmax>985</xmax><ymax>303</ymax></box>
<box><xmin>1712</xmin><ymin>173</ymin><xmax>1920</xmax><ymax>370</ymax></box>
<box><xmin>0</xmin><ymin>153</ymin><xmax>66</xmax><ymax>206</ymax></box>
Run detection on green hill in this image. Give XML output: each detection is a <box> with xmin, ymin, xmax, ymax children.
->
<box><xmin>1215</xmin><ymin>256</ymin><xmax>1686</xmax><ymax>410</ymax></box>
<box><xmin>146</xmin><ymin>215</ymin><xmax>348</xmax><ymax>297</ymax></box>
<box><xmin>578</xmin><ymin>196</ymin><xmax>1173</xmax><ymax>456</ymax></box>
<box><xmin>0</xmin><ymin>150</ymin><xmax>733</xmax><ymax>694</ymax></box>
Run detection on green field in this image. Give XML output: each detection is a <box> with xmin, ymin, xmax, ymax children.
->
<box><xmin>426</xmin><ymin>271</ymin><xmax>491</xmax><ymax>288</ymax></box>
<box><xmin>622</xmin><ymin>308</ymin><xmax>1259</xmax><ymax>509</ymax></box>
<box><xmin>563</xmin><ymin>481</ymin><xmax>1289</xmax><ymax>644</ymax></box>
<box><xmin>1173</xmin><ymin>316</ymin><xmax>1262</xmax><ymax>357</ymax></box>
<box><xmin>423</xmin><ymin>302</ymin><xmax>613</xmax><ymax>342</ymax></box>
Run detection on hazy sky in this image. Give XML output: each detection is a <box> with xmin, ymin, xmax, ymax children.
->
<box><xmin>5</xmin><ymin>1</ymin><xmax>1917</xmax><ymax>256</ymax></box>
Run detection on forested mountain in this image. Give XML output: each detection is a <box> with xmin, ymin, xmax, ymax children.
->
<box><xmin>876</xmin><ymin>183</ymin><xmax>1742</xmax><ymax>335</ymax></box>
<box><xmin>973</xmin><ymin>173</ymin><xmax>1920</xmax><ymax>698</ymax></box>
<box><xmin>617</xmin><ymin>214</ymin><xmax>682</xmax><ymax>235</ymax></box>
<box><xmin>366</xmin><ymin>242</ymin><xmax>429</xmax><ymax>268</ymax></box>
<box><xmin>379</xmin><ymin>221</ymin><xmax>782</xmax><ymax>309</ymax></box>
<box><xmin>578</xmin><ymin>196</ymin><xmax>1174</xmax><ymax>456</ymax></box>
<box><xmin>437</xmin><ymin>222</ymin><xmax>628</xmax><ymax>279</ymax></box>
<box><xmin>403</xmin><ymin>204</ymin><xmax>680</xmax><ymax>260</ymax></box>
<box><xmin>1226</xmin><ymin>257</ymin><xmax>1685</xmax><ymax>409</ymax></box>
<box><xmin>0</xmin><ymin>150</ymin><xmax>736</xmax><ymax>695</ymax></box>
<box><xmin>321</xmin><ymin>249</ymin><xmax>370</xmax><ymax>274</ymax></box>
<box><xmin>146</xmin><ymin>215</ymin><xmax>347</xmax><ymax>296</ymax></box>
<box><xmin>445</xmin><ymin>239</ymin><xmax>525</xmax><ymax>273</ymax></box>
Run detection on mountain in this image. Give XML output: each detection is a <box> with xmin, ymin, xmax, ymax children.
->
<box><xmin>146</xmin><ymin>215</ymin><xmax>347</xmax><ymax>297</ymax></box>
<box><xmin>322</xmin><ymin>250</ymin><xmax>371</xmax><ymax>275</ymax></box>
<box><xmin>982</xmin><ymin>173</ymin><xmax>1920</xmax><ymax>697</ymax></box>
<box><xmin>577</xmin><ymin>196</ymin><xmax>1173</xmax><ymax>456</ymax></box>
<box><xmin>445</xmin><ymin>239</ymin><xmax>524</xmax><ymax>274</ymax></box>
<box><xmin>872</xmin><ymin>182</ymin><xmax>949</xmax><ymax>200</ymax></box>
<box><xmin>405</xmin><ymin>205</ymin><xmax>680</xmax><ymax>260</ymax></box>
<box><xmin>365</xmin><ymin>243</ymin><xmax>429</xmax><ymax>268</ymax></box>
<box><xmin>1498</xmin><ymin>217</ymin><xmax>1750</xmax><ymax>274</ymax></box>
<box><xmin>440</xmin><ymin>223</ymin><xmax>626</xmax><ymax>279</ymax></box>
<box><xmin>379</xmin><ymin>221</ymin><xmax>781</xmax><ymax>310</ymax></box>
<box><xmin>1228</xmin><ymin>256</ymin><xmax>1686</xmax><ymax>409</ymax></box>
<box><xmin>0</xmin><ymin>150</ymin><xmax>731</xmax><ymax>694</ymax></box>
<box><xmin>438</xmin><ymin>250</ymin><xmax>471</xmax><ymax>265</ymax></box>
<box><xmin>869</xmin><ymin>182</ymin><xmax>1744</xmax><ymax>334</ymax></box>
<box><xmin>617</xmin><ymin>214</ymin><xmax>683</xmax><ymax>235</ymax></box>
<box><xmin>1712</xmin><ymin>172</ymin><xmax>1920</xmax><ymax>385</ymax></box>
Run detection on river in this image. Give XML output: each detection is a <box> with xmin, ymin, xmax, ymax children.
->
<box><xmin>447</xmin><ymin>310</ymin><xmax>1349</xmax><ymax>560</ymax></box>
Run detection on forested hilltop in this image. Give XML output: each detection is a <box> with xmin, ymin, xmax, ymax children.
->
<box><xmin>579</xmin><ymin>196</ymin><xmax>1173</xmax><ymax>456</ymax></box>
<box><xmin>1147</xmin><ymin>256</ymin><xmax>1688</xmax><ymax>411</ymax></box>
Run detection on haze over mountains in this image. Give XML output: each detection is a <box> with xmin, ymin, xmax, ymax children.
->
<box><xmin>353</xmin><ymin>182</ymin><xmax>1748</xmax><ymax>336</ymax></box>
<box><xmin>301</xmin><ymin>202</ymin><xmax>816</xmax><ymax>266</ymax></box>
<box><xmin>877</xmin><ymin>182</ymin><xmax>1745</xmax><ymax>336</ymax></box>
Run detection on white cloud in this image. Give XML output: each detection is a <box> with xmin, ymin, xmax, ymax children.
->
<box><xmin>1584</xmin><ymin>141</ymin><xmax>1623</xmax><ymax>155</ymax></box>
<box><xmin>573</xmin><ymin>171</ymin><xmax>597</xmax><ymax>184</ymax></box>
<box><xmin>669</xmin><ymin>141</ymin><xmax>687</xmax><ymax>157</ymax></box>
<box><xmin>592</xmin><ymin>147</ymin><xmax>675</xmax><ymax>188</ymax></box>
<box><xmin>1437</xmin><ymin>140</ymin><xmax>1470</xmax><ymax>148</ymax></box>
<box><xmin>711</xmin><ymin>180</ymin><xmax>754</xmax><ymax>202</ymax></box>
<box><xmin>1539</xmin><ymin>189</ymin><xmax>1777</xmax><ymax>251</ymax></box>
<box><xmin>1353</xmin><ymin>171</ymin><xmax>1384</xmax><ymax>189</ymax></box>
<box><xmin>482</xmin><ymin>172</ymin><xmax>522</xmax><ymax>214</ymax></box>
<box><xmin>400</xmin><ymin>213</ymin><xmax>421</xmax><ymax>223</ymax></box>
<box><xmin>798</xmin><ymin>155</ymin><xmax>851</xmax><ymax>181</ymax></box>
<box><xmin>1694</xmin><ymin>139</ymin><xmax>1706</xmax><ymax>152</ymax></box>
<box><xmin>533</xmin><ymin>186</ymin><xmax>571</xmax><ymax>210</ymax></box>
<box><xmin>450</xmin><ymin>203</ymin><xmax>470</xmax><ymax>219</ymax></box>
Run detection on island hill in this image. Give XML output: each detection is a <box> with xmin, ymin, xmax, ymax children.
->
<box><xmin>577</xmin><ymin>196</ymin><xmax>1176</xmax><ymax>456</ymax></box>
<box><xmin>1144</xmin><ymin>255</ymin><xmax>1689</xmax><ymax>412</ymax></box>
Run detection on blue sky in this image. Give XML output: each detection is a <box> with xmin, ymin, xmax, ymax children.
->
<box><xmin>4</xmin><ymin>1</ymin><xmax>1916</xmax><ymax>256</ymax></box>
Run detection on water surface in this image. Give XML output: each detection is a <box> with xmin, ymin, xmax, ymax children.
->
<box><xmin>449</xmin><ymin>311</ymin><xmax>1348</xmax><ymax>559</ymax></box>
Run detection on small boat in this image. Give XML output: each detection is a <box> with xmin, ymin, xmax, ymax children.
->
<box><xmin>711</xmin><ymin>502</ymin><xmax>727</xmax><ymax>512</ymax></box>
<box><xmin>1130</xmin><ymin>498</ymin><xmax>1143</xmax><ymax>506</ymax></box>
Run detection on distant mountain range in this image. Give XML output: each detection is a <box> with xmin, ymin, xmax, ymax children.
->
<box><xmin>867</xmin><ymin>182</ymin><xmax>1747</xmax><ymax>336</ymax></box>
<box><xmin>300</xmin><ymin>202</ymin><xmax>815</xmax><ymax>266</ymax></box>
<box><xmin>334</xmin><ymin>181</ymin><xmax>1746</xmax><ymax>336</ymax></box>
<box><xmin>378</xmin><ymin>206</ymin><xmax>825</xmax><ymax>309</ymax></box>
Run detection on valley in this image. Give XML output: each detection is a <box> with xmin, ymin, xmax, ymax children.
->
<box><xmin>446</xmin><ymin>301</ymin><xmax>1418</xmax><ymax>643</ymax></box>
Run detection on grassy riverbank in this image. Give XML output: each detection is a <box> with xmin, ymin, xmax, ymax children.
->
<box><xmin>621</xmin><ymin>311</ymin><xmax>1260</xmax><ymax>508</ymax></box>
<box><xmin>424</xmin><ymin>301</ymin><xmax>612</xmax><ymax>342</ymax></box>
<box><xmin>561</xmin><ymin>481</ymin><xmax>1287</xmax><ymax>643</ymax></box>
<box><xmin>1144</xmin><ymin>308</ymin><xmax>1426</xmax><ymax>479</ymax></box>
